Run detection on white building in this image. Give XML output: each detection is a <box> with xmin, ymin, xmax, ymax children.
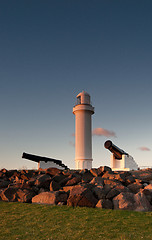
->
<box><xmin>73</xmin><ymin>91</ymin><xmax>94</xmax><ymax>170</ymax></box>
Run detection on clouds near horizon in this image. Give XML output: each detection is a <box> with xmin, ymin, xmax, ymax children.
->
<box><xmin>138</xmin><ymin>147</ymin><xmax>151</xmax><ymax>151</ymax></box>
<box><xmin>92</xmin><ymin>128</ymin><xmax>116</xmax><ymax>137</ymax></box>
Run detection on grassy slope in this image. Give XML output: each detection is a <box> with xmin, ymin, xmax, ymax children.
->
<box><xmin>0</xmin><ymin>202</ymin><xmax>152</xmax><ymax>240</ymax></box>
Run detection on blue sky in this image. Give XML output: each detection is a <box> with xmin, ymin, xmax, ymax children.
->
<box><xmin>0</xmin><ymin>0</ymin><xmax>152</xmax><ymax>170</ymax></box>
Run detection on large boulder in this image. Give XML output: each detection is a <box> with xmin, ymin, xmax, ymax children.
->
<box><xmin>113</xmin><ymin>192</ymin><xmax>135</xmax><ymax>211</ymax></box>
<box><xmin>134</xmin><ymin>192</ymin><xmax>152</xmax><ymax>212</ymax></box>
<box><xmin>67</xmin><ymin>185</ymin><xmax>98</xmax><ymax>207</ymax></box>
<box><xmin>32</xmin><ymin>191</ymin><xmax>68</xmax><ymax>205</ymax></box>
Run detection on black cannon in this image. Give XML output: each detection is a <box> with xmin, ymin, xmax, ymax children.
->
<box><xmin>104</xmin><ymin>140</ymin><xmax>128</xmax><ymax>160</ymax></box>
<box><xmin>22</xmin><ymin>152</ymin><xmax>69</xmax><ymax>169</ymax></box>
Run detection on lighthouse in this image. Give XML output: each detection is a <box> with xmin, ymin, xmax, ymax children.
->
<box><xmin>73</xmin><ymin>91</ymin><xmax>94</xmax><ymax>170</ymax></box>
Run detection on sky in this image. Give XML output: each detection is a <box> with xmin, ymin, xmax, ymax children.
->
<box><xmin>0</xmin><ymin>0</ymin><xmax>152</xmax><ymax>170</ymax></box>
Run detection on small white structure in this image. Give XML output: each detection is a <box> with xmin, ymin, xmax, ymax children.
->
<box><xmin>73</xmin><ymin>91</ymin><xmax>94</xmax><ymax>170</ymax></box>
<box><xmin>111</xmin><ymin>154</ymin><xmax>138</xmax><ymax>171</ymax></box>
<box><xmin>38</xmin><ymin>161</ymin><xmax>66</xmax><ymax>170</ymax></box>
<box><xmin>104</xmin><ymin>140</ymin><xmax>138</xmax><ymax>171</ymax></box>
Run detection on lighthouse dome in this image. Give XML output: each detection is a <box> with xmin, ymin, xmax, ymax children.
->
<box><xmin>76</xmin><ymin>91</ymin><xmax>91</xmax><ymax>105</ymax></box>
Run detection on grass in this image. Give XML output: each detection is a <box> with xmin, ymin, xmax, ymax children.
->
<box><xmin>0</xmin><ymin>202</ymin><xmax>152</xmax><ymax>240</ymax></box>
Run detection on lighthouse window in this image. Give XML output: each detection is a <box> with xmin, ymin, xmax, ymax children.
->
<box><xmin>77</xmin><ymin>96</ymin><xmax>81</xmax><ymax>104</ymax></box>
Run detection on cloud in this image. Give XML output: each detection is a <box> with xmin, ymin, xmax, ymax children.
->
<box><xmin>138</xmin><ymin>147</ymin><xmax>151</xmax><ymax>151</ymax></box>
<box><xmin>92</xmin><ymin>128</ymin><xmax>116</xmax><ymax>137</ymax></box>
<box><xmin>71</xmin><ymin>133</ymin><xmax>75</xmax><ymax>137</ymax></box>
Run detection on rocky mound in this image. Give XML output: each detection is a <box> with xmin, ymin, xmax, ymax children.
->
<box><xmin>1</xmin><ymin>166</ymin><xmax>152</xmax><ymax>211</ymax></box>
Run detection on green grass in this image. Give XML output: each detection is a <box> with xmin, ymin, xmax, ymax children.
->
<box><xmin>0</xmin><ymin>202</ymin><xmax>152</xmax><ymax>240</ymax></box>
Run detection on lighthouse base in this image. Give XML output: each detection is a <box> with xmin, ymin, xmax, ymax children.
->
<box><xmin>75</xmin><ymin>159</ymin><xmax>92</xmax><ymax>170</ymax></box>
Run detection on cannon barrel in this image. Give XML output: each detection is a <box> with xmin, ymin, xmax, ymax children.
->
<box><xmin>22</xmin><ymin>152</ymin><xmax>62</xmax><ymax>165</ymax></box>
<box><xmin>104</xmin><ymin>140</ymin><xmax>128</xmax><ymax>160</ymax></box>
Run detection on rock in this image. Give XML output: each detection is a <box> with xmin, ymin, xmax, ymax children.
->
<box><xmin>45</xmin><ymin>168</ymin><xmax>61</xmax><ymax>176</ymax></box>
<box><xmin>17</xmin><ymin>189</ymin><xmax>36</xmax><ymax>203</ymax></box>
<box><xmin>113</xmin><ymin>192</ymin><xmax>135</xmax><ymax>210</ymax></box>
<box><xmin>140</xmin><ymin>189</ymin><xmax>152</xmax><ymax>204</ymax></box>
<box><xmin>125</xmin><ymin>175</ymin><xmax>136</xmax><ymax>185</ymax></box>
<box><xmin>127</xmin><ymin>182</ymin><xmax>143</xmax><ymax>193</ymax></box>
<box><xmin>63</xmin><ymin>186</ymin><xmax>74</xmax><ymax>193</ymax></box>
<box><xmin>0</xmin><ymin>180</ymin><xmax>10</xmax><ymax>189</ymax></box>
<box><xmin>65</xmin><ymin>176</ymin><xmax>81</xmax><ymax>186</ymax></box>
<box><xmin>90</xmin><ymin>177</ymin><xmax>104</xmax><ymax>186</ymax></box>
<box><xmin>134</xmin><ymin>192</ymin><xmax>152</xmax><ymax>212</ymax></box>
<box><xmin>90</xmin><ymin>168</ymin><xmax>103</xmax><ymax>177</ymax></box>
<box><xmin>131</xmin><ymin>169</ymin><xmax>152</xmax><ymax>181</ymax></box>
<box><xmin>96</xmin><ymin>199</ymin><xmax>113</xmax><ymax>209</ymax></box>
<box><xmin>32</xmin><ymin>191</ymin><xmax>68</xmax><ymax>205</ymax></box>
<box><xmin>103</xmin><ymin>179</ymin><xmax>120</xmax><ymax>187</ymax></box>
<box><xmin>106</xmin><ymin>184</ymin><xmax>129</xmax><ymax>199</ymax></box>
<box><xmin>67</xmin><ymin>185</ymin><xmax>98</xmax><ymax>207</ymax></box>
<box><xmin>144</xmin><ymin>184</ymin><xmax>152</xmax><ymax>192</ymax></box>
<box><xmin>0</xmin><ymin>187</ymin><xmax>18</xmax><ymax>202</ymax></box>
<box><xmin>81</xmin><ymin>171</ymin><xmax>94</xmax><ymax>183</ymax></box>
<box><xmin>52</xmin><ymin>174</ymin><xmax>67</xmax><ymax>184</ymax></box>
<box><xmin>102</xmin><ymin>172</ymin><xmax>116</xmax><ymax>180</ymax></box>
<box><xmin>98</xmin><ymin>166</ymin><xmax>112</xmax><ymax>173</ymax></box>
<box><xmin>34</xmin><ymin>174</ymin><xmax>52</xmax><ymax>188</ymax></box>
<box><xmin>50</xmin><ymin>181</ymin><xmax>61</xmax><ymax>191</ymax></box>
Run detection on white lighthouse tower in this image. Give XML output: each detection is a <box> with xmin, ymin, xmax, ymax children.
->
<box><xmin>73</xmin><ymin>91</ymin><xmax>94</xmax><ymax>170</ymax></box>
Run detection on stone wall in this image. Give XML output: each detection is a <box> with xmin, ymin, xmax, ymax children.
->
<box><xmin>1</xmin><ymin>167</ymin><xmax>152</xmax><ymax>211</ymax></box>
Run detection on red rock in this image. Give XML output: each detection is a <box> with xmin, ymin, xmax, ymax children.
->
<box><xmin>127</xmin><ymin>182</ymin><xmax>143</xmax><ymax>193</ymax></box>
<box><xmin>45</xmin><ymin>168</ymin><xmax>61</xmax><ymax>176</ymax></box>
<box><xmin>32</xmin><ymin>191</ymin><xmax>68</xmax><ymax>205</ymax></box>
<box><xmin>96</xmin><ymin>199</ymin><xmax>113</xmax><ymax>209</ymax></box>
<box><xmin>98</xmin><ymin>166</ymin><xmax>112</xmax><ymax>173</ymax></box>
<box><xmin>125</xmin><ymin>175</ymin><xmax>136</xmax><ymax>185</ymax></box>
<box><xmin>50</xmin><ymin>181</ymin><xmax>61</xmax><ymax>191</ymax></box>
<box><xmin>81</xmin><ymin>172</ymin><xmax>94</xmax><ymax>183</ymax></box>
<box><xmin>90</xmin><ymin>177</ymin><xmax>104</xmax><ymax>186</ymax></box>
<box><xmin>65</xmin><ymin>176</ymin><xmax>81</xmax><ymax>186</ymax></box>
<box><xmin>144</xmin><ymin>184</ymin><xmax>152</xmax><ymax>192</ymax></box>
<box><xmin>34</xmin><ymin>174</ymin><xmax>52</xmax><ymax>188</ymax></box>
<box><xmin>106</xmin><ymin>184</ymin><xmax>129</xmax><ymax>199</ymax></box>
<box><xmin>134</xmin><ymin>192</ymin><xmax>152</xmax><ymax>212</ymax></box>
<box><xmin>0</xmin><ymin>180</ymin><xmax>10</xmax><ymax>189</ymax></box>
<box><xmin>131</xmin><ymin>169</ymin><xmax>152</xmax><ymax>181</ymax></box>
<box><xmin>113</xmin><ymin>192</ymin><xmax>135</xmax><ymax>210</ymax></box>
<box><xmin>0</xmin><ymin>187</ymin><xmax>18</xmax><ymax>202</ymax></box>
<box><xmin>17</xmin><ymin>189</ymin><xmax>36</xmax><ymax>203</ymax></box>
<box><xmin>67</xmin><ymin>185</ymin><xmax>98</xmax><ymax>207</ymax></box>
<box><xmin>90</xmin><ymin>169</ymin><xmax>100</xmax><ymax>177</ymax></box>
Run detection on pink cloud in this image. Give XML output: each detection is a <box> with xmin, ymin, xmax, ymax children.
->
<box><xmin>138</xmin><ymin>147</ymin><xmax>151</xmax><ymax>151</ymax></box>
<box><xmin>92</xmin><ymin>128</ymin><xmax>116</xmax><ymax>137</ymax></box>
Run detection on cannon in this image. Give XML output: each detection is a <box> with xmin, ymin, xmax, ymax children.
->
<box><xmin>104</xmin><ymin>140</ymin><xmax>128</xmax><ymax>160</ymax></box>
<box><xmin>104</xmin><ymin>140</ymin><xmax>138</xmax><ymax>171</ymax></box>
<box><xmin>22</xmin><ymin>152</ymin><xmax>69</xmax><ymax>170</ymax></box>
